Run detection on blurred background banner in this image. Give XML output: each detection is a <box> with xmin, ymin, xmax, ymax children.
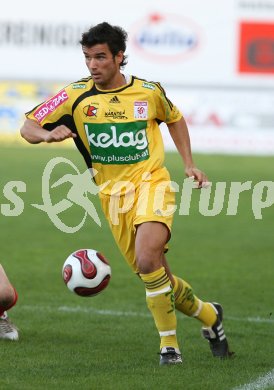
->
<box><xmin>1</xmin><ymin>0</ymin><xmax>274</xmax><ymax>153</ymax></box>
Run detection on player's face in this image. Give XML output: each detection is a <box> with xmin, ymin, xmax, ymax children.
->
<box><xmin>82</xmin><ymin>44</ymin><xmax>124</xmax><ymax>90</ymax></box>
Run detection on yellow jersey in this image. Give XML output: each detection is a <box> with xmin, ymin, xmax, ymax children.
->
<box><xmin>26</xmin><ymin>75</ymin><xmax>182</xmax><ymax>195</ymax></box>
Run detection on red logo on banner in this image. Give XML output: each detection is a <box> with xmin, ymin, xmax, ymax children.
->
<box><xmin>238</xmin><ymin>22</ymin><xmax>274</xmax><ymax>74</ymax></box>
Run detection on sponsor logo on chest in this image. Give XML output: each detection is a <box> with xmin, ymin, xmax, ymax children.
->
<box><xmin>104</xmin><ymin>109</ymin><xmax>128</xmax><ymax>120</ymax></box>
<box><xmin>84</xmin><ymin>122</ymin><xmax>149</xmax><ymax>165</ymax></box>
<box><xmin>82</xmin><ymin>100</ymin><xmax>149</xmax><ymax>120</ymax></box>
<box><xmin>134</xmin><ymin>101</ymin><xmax>148</xmax><ymax>119</ymax></box>
<box><xmin>83</xmin><ymin>104</ymin><xmax>98</xmax><ymax>117</ymax></box>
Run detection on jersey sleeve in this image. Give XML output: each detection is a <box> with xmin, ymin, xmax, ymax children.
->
<box><xmin>154</xmin><ymin>83</ymin><xmax>183</xmax><ymax>124</ymax></box>
<box><xmin>25</xmin><ymin>87</ymin><xmax>72</xmax><ymax>128</ymax></box>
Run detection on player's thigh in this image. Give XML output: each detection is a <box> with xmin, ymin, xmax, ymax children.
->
<box><xmin>99</xmin><ymin>194</ymin><xmax>138</xmax><ymax>273</ymax></box>
<box><xmin>135</xmin><ymin>221</ymin><xmax>169</xmax><ymax>252</ymax></box>
<box><xmin>134</xmin><ymin>168</ymin><xmax>175</xmax><ymax>231</ymax></box>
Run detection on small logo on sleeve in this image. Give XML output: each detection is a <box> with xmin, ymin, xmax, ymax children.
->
<box><xmin>142</xmin><ymin>82</ymin><xmax>155</xmax><ymax>90</ymax></box>
<box><xmin>72</xmin><ymin>84</ymin><xmax>87</xmax><ymax>89</ymax></box>
<box><xmin>34</xmin><ymin>90</ymin><xmax>68</xmax><ymax>123</ymax></box>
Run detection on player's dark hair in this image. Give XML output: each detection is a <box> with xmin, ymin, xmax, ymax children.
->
<box><xmin>80</xmin><ymin>22</ymin><xmax>128</xmax><ymax>68</ymax></box>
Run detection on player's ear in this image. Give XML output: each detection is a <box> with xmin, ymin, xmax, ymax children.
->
<box><xmin>116</xmin><ymin>50</ymin><xmax>124</xmax><ymax>66</ymax></box>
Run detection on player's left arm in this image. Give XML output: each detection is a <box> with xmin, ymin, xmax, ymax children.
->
<box><xmin>167</xmin><ymin>117</ymin><xmax>208</xmax><ymax>188</ymax></box>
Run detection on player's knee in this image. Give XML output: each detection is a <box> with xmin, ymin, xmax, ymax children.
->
<box><xmin>136</xmin><ymin>253</ymin><xmax>161</xmax><ymax>274</ymax></box>
<box><xmin>0</xmin><ymin>284</ymin><xmax>16</xmax><ymax>309</ymax></box>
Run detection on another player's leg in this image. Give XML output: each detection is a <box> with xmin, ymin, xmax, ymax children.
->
<box><xmin>162</xmin><ymin>257</ymin><xmax>233</xmax><ymax>358</ymax></box>
<box><xmin>0</xmin><ymin>264</ymin><xmax>19</xmax><ymax>341</ymax></box>
<box><xmin>136</xmin><ymin>223</ymin><xmax>182</xmax><ymax>365</ymax></box>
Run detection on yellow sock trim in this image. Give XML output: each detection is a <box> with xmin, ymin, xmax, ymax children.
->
<box><xmin>140</xmin><ymin>267</ymin><xmax>170</xmax><ymax>293</ymax></box>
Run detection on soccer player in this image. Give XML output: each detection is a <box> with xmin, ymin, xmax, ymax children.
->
<box><xmin>0</xmin><ymin>264</ymin><xmax>19</xmax><ymax>340</ymax></box>
<box><xmin>20</xmin><ymin>22</ymin><xmax>233</xmax><ymax>364</ymax></box>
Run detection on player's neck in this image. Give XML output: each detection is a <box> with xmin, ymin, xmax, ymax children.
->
<box><xmin>95</xmin><ymin>73</ymin><xmax>127</xmax><ymax>91</ymax></box>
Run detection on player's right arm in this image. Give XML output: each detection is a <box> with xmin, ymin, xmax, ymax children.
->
<box><xmin>20</xmin><ymin>85</ymin><xmax>81</xmax><ymax>144</ymax></box>
<box><xmin>20</xmin><ymin>119</ymin><xmax>77</xmax><ymax>144</ymax></box>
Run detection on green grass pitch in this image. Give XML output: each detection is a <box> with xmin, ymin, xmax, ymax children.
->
<box><xmin>0</xmin><ymin>145</ymin><xmax>273</xmax><ymax>389</ymax></box>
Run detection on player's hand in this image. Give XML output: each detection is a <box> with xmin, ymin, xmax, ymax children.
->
<box><xmin>185</xmin><ymin>167</ymin><xmax>209</xmax><ymax>189</ymax></box>
<box><xmin>44</xmin><ymin>125</ymin><xmax>77</xmax><ymax>143</ymax></box>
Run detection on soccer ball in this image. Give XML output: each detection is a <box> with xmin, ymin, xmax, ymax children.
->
<box><xmin>62</xmin><ymin>249</ymin><xmax>111</xmax><ymax>297</ymax></box>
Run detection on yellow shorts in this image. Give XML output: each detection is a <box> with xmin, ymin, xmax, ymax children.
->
<box><xmin>99</xmin><ymin>167</ymin><xmax>176</xmax><ymax>273</ymax></box>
